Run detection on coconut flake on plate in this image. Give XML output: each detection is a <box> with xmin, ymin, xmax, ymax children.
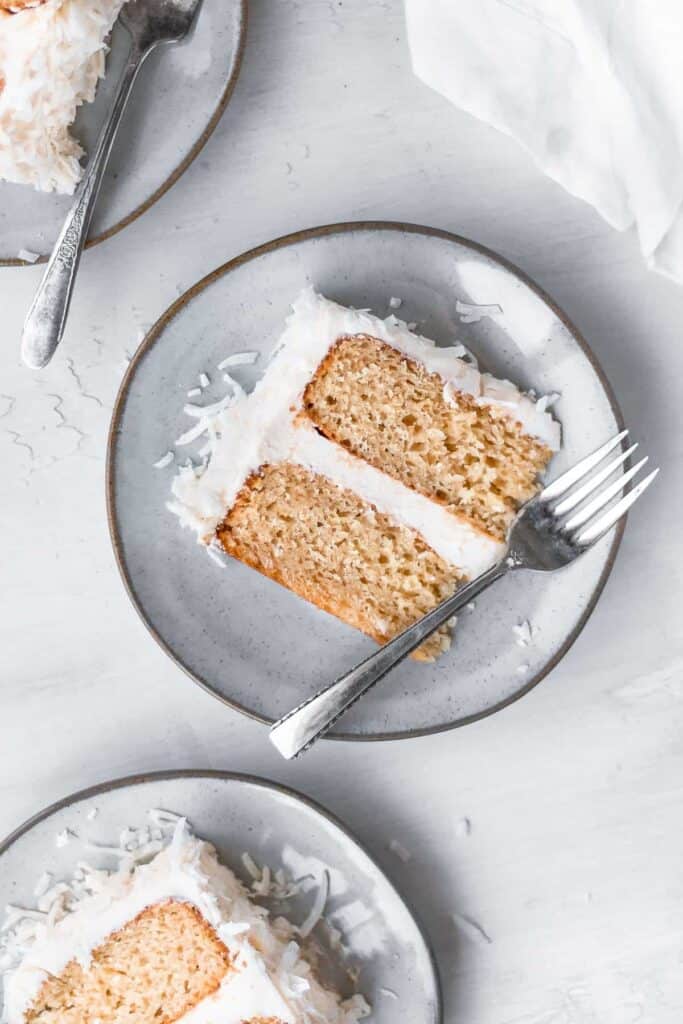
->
<box><xmin>241</xmin><ymin>851</ymin><xmax>261</xmax><ymax>880</ymax></box>
<box><xmin>388</xmin><ymin>839</ymin><xmax>412</xmax><ymax>863</ymax></box>
<box><xmin>153</xmin><ymin>451</ymin><xmax>174</xmax><ymax>469</ymax></box>
<box><xmin>17</xmin><ymin>249</ymin><xmax>40</xmax><ymax>263</ymax></box>
<box><xmin>455</xmin><ymin>299</ymin><xmax>503</xmax><ymax>324</ymax></box>
<box><xmin>536</xmin><ymin>391</ymin><xmax>561</xmax><ymax>412</ymax></box>
<box><xmin>222</xmin><ymin>371</ymin><xmax>246</xmax><ymax>398</ymax></box>
<box><xmin>379</xmin><ymin>986</ymin><xmax>399</xmax><ymax>1000</ymax></box>
<box><xmin>55</xmin><ymin>829</ymin><xmax>74</xmax><ymax>849</ymax></box>
<box><xmin>513</xmin><ymin>620</ymin><xmax>533</xmax><ymax>647</ymax></box>
<box><xmin>297</xmin><ymin>870</ymin><xmax>329</xmax><ymax>938</ymax></box>
<box><xmin>206</xmin><ymin>545</ymin><xmax>227</xmax><ymax>568</ymax></box>
<box><xmin>217</xmin><ymin>350</ymin><xmax>260</xmax><ymax>370</ymax></box>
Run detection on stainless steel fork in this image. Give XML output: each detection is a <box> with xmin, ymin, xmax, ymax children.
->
<box><xmin>21</xmin><ymin>0</ymin><xmax>203</xmax><ymax>370</ymax></box>
<box><xmin>270</xmin><ymin>430</ymin><xmax>658</xmax><ymax>759</ymax></box>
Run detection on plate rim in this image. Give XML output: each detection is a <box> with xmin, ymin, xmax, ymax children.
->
<box><xmin>0</xmin><ymin>767</ymin><xmax>443</xmax><ymax>1024</ymax></box>
<box><xmin>0</xmin><ymin>0</ymin><xmax>248</xmax><ymax>268</ymax></box>
<box><xmin>105</xmin><ymin>219</ymin><xmax>626</xmax><ymax>741</ymax></box>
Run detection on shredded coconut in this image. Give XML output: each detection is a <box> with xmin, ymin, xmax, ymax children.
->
<box><xmin>217</xmin><ymin>351</ymin><xmax>259</xmax><ymax>370</ymax></box>
<box><xmin>536</xmin><ymin>391</ymin><xmax>561</xmax><ymax>412</ymax></box>
<box><xmin>455</xmin><ymin>299</ymin><xmax>503</xmax><ymax>324</ymax></box>
<box><xmin>17</xmin><ymin>249</ymin><xmax>40</xmax><ymax>263</ymax></box>
<box><xmin>513</xmin><ymin>620</ymin><xmax>533</xmax><ymax>647</ymax></box>
<box><xmin>388</xmin><ymin>839</ymin><xmax>412</xmax><ymax>863</ymax></box>
<box><xmin>206</xmin><ymin>546</ymin><xmax>226</xmax><ymax>568</ymax></box>
<box><xmin>388</xmin><ymin>296</ymin><xmax>402</xmax><ymax>310</ymax></box>
<box><xmin>222</xmin><ymin>371</ymin><xmax>246</xmax><ymax>398</ymax></box>
<box><xmin>379</xmin><ymin>986</ymin><xmax>399</xmax><ymax>999</ymax></box>
<box><xmin>153</xmin><ymin>451</ymin><xmax>174</xmax><ymax>470</ymax></box>
<box><xmin>0</xmin><ymin>0</ymin><xmax>125</xmax><ymax>194</ymax></box>
<box><xmin>297</xmin><ymin>870</ymin><xmax>329</xmax><ymax>938</ymax></box>
<box><xmin>198</xmin><ymin>372</ymin><xmax>210</xmax><ymax>388</ymax></box>
<box><xmin>0</xmin><ymin>816</ymin><xmax>368</xmax><ymax>1024</ymax></box>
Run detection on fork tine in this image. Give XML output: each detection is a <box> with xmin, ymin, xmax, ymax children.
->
<box><xmin>574</xmin><ymin>467</ymin><xmax>659</xmax><ymax>546</ymax></box>
<box><xmin>540</xmin><ymin>430</ymin><xmax>629</xmax><ymax>501</ymax></box>
<box><xmin>562</xmin><ymin>456</ymin><xmax>648</xmax><ymax>532</ymax></box>
<box><xmin>552</xmin><ymin>443</ymin><xmax>638</xmax><ymax>516</ymax></box>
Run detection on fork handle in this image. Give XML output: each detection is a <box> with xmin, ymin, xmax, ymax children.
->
<box><xmin>269</xmin><ymin>560</ymin><xmax>510</xmax><ymax>759</ymax></box>
<box><xmin>21</xmin><ymin>45</ymin><xmax>151</xmax><ymax>370</ymax></box>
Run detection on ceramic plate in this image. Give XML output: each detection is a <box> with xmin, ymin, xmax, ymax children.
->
<box><xmin>0</xmin><ymin>770</ymin><xmax>441</xmax><ymax>1023</ymax></box>
<box><xmin>0</xmin><ymin>0</ymin><xmax>246</xmax><ymax>266</ymax></box>
<box><xmin>107</xmin><ymin>222</ymin><xmax>625</xmax><ymax>739</ymax></box>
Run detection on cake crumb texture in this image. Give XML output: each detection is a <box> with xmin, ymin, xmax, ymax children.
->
<box><xmin>304</xmin><ymin>334</ymin><xmax>552</xmax><ymax>540</ymax></box>
<box><xmin>217</xmin><ymin>461</ymin><xmax>465</xmax><ymax>660</ymax></box>
<box><xmin>25</xmin><ymin>900</ymin><xmax>232</xmax><ymax>1024</ymax></box>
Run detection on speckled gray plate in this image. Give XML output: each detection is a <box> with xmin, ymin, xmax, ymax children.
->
<box><xmin>0</xmin><ymin>771</ymin><xmax>440</xmax><ymax>1023</ymax></box>
<box><xmin>0</xmin><ymin>0</ymin><xmax>246</xmax><ymax>266</ymax></box>
<box><xmin>107</xmin><ymin>222</ymin><xmax>624</xmax><ymax>739</ymax></box>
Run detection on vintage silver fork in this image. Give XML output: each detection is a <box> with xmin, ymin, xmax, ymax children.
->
<box><xmin>21</xmin><ymin>0</ymin><xmax>203</xmax><ymax>370</ymax></box>
<box><xmin>270</xmin><ymin>430</ymin><xmax>658</xmax><ymax>759</ymax></box>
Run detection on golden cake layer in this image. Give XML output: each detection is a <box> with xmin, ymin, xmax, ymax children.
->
<box><xmin>217</xmin><ymin>461</ymin><xmax>465</xmax><ymax>661</ymax></box>
<box><xmin>25</xmin><ymin>900</ymin><xmax>232</xmax><ymax>1024</ymax></box>
<box><xmin>303</xmin><ymin>334</ymin><xmax>551</xmax><ymax>541</ymax></box>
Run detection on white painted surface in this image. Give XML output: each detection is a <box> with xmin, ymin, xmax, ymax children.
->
<box><xmin>0</xmin><ymin>2</ymin><xmax>679</xmax><ymax>1023</ymax></box>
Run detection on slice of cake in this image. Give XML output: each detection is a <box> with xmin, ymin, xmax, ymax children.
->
<box><xmin>169</xmin><ymin>289</ymin><xmax>560</xmax><ymax>659</ymax></box>
<box><xmin>0</xmin><ymin>0</ymin><xmax>124</xmax><ymax>193</ymax></box>
<box><xmin>1</xmin><ymin>819</ymin><xmax>368</xmax><ymax>1024</ymax></box>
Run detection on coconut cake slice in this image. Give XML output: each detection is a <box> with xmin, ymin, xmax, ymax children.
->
<box><xmin>0</xmin><ymin>0</ymin><xmax>124</xmax><ymax>194</ymax></box>
<box><xmin>1</xmin><ymin>821</ymin><xmax>368</xmax><ymax>1024</ymax></box>
<box><xmin>169</xmin><ymin>289</ymin><xmax>560</xmax><ymax>660</ymax></box>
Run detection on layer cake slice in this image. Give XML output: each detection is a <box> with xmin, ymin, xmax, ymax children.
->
<box><xmin>1</xmin><ymin>821</ymin><xmax>367</xmax><ymax>1024</ymax></box>
<box><xmin>170</xmin><ymin>289</ymin><xmax>560</xmax><ymax>659</ymax></box>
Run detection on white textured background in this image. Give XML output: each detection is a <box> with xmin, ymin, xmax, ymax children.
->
<box><xmin>1</xmin><ymin>2</ymin><xmax>681</xmax><ymax>1022</ymax></box>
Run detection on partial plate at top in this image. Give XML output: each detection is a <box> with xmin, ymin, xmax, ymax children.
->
<box><xmin>0</xmin><ymin>0</ymin><xmax>246</xmax><ymax>265</ymax></box>
<box><xmin>0</xmin><ymin>771</ymin><xmax>441</xmax><ymax>1023</ymax></box>
<box><xmin>107</xmin><ymin>221</ymin><xmax>624</xmax><ymax>740</ymax></box>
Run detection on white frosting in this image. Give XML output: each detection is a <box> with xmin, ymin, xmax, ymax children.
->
<box><xmin>169</xmin><ymin>288</ymin><xmax>560</xmax><ymax>574</ymax></box>
<box><xmin>2</xmin><ymin>823</ymin><xmax>367</xmax><ymax>1024</ymax></box>
<box><xmin>0</xmin><ymin>0</ymin><xmax>124</xmax><ymax>193</ymax></box>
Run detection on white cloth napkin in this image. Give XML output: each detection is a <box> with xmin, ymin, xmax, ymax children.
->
<box><xmin>405</xmin><ymin>0</ymin><xmax>683</xmax><ymax>284</ymax></box>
